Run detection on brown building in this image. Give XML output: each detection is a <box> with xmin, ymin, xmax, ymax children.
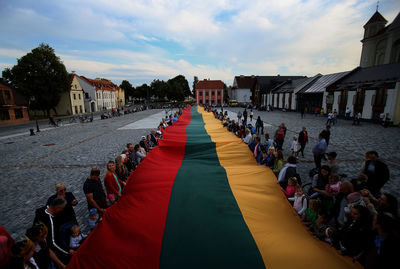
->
<box><xmin>195</xmin><ymin>80</ymin><xmax>224</xmax><ymax>105</ymax></box>
<box><xmin>0</xmin><ymin>82</ymin><xmax>29</xmax><ymax>125</ymax></box>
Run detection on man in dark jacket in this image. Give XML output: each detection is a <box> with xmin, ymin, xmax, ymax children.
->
<box><xmin>33</xmin><ymin>198</ymin><xmax>73</xmax><ymax>264</ymax></box>
<box><xmin>362</xmin><ymin>151</ymin><xmax>389</xmax><ymax>197</ymax></box>
<box><xmin>298</xmin><ymin>126</ymin><xmax>308</xmax><ymax>157</ymax></box>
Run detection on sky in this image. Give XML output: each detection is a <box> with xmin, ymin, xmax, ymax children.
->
<box><xmin>0</xmin><ymin>0</ymin><xmax>399</xmax><ymax>88</ymax></box>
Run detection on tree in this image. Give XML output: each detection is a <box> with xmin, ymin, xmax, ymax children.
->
<box><xmin>150</xmin><ymin>79</ymin><xmax>168</xmax><ymax>100</ymax></box>
<box><xmin>120</xmin><ymin>80</ymin><xmax>134</xmax><ymax>102</ymax></box>
<box><xmin>2</xmin><ymin>43</ymin><xmax>70</xmax><ymax>115</ymax></box>
<box><xmin>224</xmin><ymin>83</ymin><xmax>230</xmax><ymax>103</ymax></box>
<box><xmin>135</xmin><ymin>84</ymin><xmax>150</xmax><ymax>101</ymax></box>
<box><xmin>167</xmin><ymin>75</ymin><xmax>190</xmax><ymax>101</ymax></box>
<box><xmin>192</xmin><ymin>76</ymin><xmax>199</xmax><ymax>96</ymax></box>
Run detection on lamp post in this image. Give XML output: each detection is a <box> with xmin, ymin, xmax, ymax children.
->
<box><xmin>30</xmin><ymin>96</ymin><xmax>40</xmax><ymax>132</ymax></box>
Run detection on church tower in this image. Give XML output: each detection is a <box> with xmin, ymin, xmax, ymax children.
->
<box><xmin>360</xmin><ymin>11</ymin><xmax>388</xmax><ymax>67</ymax></box>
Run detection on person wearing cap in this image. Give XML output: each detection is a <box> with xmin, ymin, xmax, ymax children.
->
<box><xmin>150</xmin><ymin>130</ymin><xmax>159</xmax><ymax>146</ymax></box>
<box><xmin>88</xmin><ymin>208</ymin><xmax>98</xmax><ymax>231</ymax></box>
<box><xmin>139</xmin><ymin>136</ymin><xmax>150</xmax><ymax>152</ymax></box>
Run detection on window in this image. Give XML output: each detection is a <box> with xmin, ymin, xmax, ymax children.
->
<box><xmin>218</xmin><ymin>91</ymin><xmax>221</xmax><ymax>96</ymax></box>
<box><xmin>14</xmin><ymin>109</ymin><xmax>23</xmax><ymax>119</ymax></box>
<box><xmin>206</xmin><ymin>91</ymin><xmax>209</xmax><ymax>96</ymax></box>
<box><xmin>0</xmin><ymin>91</ymin><xmax>4</xmax><ymax>105</ymax></box>
<box><xmin>4</xmin><ymin>90</ymin><xmax>11</xmax><ymax>100</ymax></box>
<box><xmin>85</xmin><ymin>93</ymin><xmax>89</xmax><ymax>99</ymax></box>
<box><xmin>0</xmin><ymin>110</ymin><xmax>10</xmax><ymax>120</ymax></box>
<box><xmin>212</xmin><ymin>91</ymin><xmax>215</xmax><ymax>96</ymax></box>
<box><xmin>80</xmin><ymin>105</ymin><xmax>83</xmax><ymax>113</ymax></box>
<box><xmin>199</xmin><ymin>91</ymin><xmax>203</xmax><ymax>96</ymax></box>
<box><xmin>74</xmin><ymin>84</ymin><xmax>77</xmax><ymax>89</ymax></box>
<box><xmin>73</xmin><ymin>94</ymin><xmax>76</xmax><ymax>100</ymax></box>
<box><xmin>78</xmin><ymin>94</ymin><xmax>81</xmax><ymax>100</ymax></box>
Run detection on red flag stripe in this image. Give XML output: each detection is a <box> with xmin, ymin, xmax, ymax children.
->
<box><xmin>68</xmin><ymin>107</ymin><xmax>191</xmax><ymax>269</ymax></box>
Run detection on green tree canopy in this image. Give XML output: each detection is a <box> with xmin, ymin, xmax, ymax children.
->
<box><xmin>120</xmin><ymin>80</ymin><xmax>135</xmax><ymax>102</ymax></box>
<box><xmin>150</xmin><ymin>79</ymin><xmax>168</xmax><ymax>100</ymax></box>
<box><xmin>2</xmin><ymin>43</ymin><xmax>70</xmax><ymax>115</ymax></box>
<box><xmin>135</xmin><ymin>83</ymin><xmax>150</xmax><ymax>101</ymax></box>
<box><xmin>167</xmin><ymin>75</ymin><xmax>190</xmax><ymax>101</ymax></box>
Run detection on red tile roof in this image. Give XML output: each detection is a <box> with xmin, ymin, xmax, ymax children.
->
<box><xmin>233</xmin><ymin>76</ymin><xmax>257</xmax><ymax>89</ymax></box>
<box><xmin>195</xmin><ymin>80</ymin><xmax>224</xmax><ymax>89</ymax></box>
<box><xmin>79</xmin><ymin>76</ymin><xmax>119</xmax><ymax>91</ymax></box>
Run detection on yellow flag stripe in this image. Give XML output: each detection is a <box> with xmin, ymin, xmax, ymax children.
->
<box><xmin>199</xmin><ymin>107</ymin><xmax>362</xmax><ymax>269</ymax></box>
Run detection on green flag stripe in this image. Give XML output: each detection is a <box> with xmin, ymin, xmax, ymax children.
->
<box><xmin>159</xmin><ymin>107</ymin><xmax>265</xmax><ymax>269</ymax></box>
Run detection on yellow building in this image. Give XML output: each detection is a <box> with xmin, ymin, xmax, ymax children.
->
<box><xmin>115</xmin><ymin>86</ymin><xmax>125</xmax><ymax>108</ymax></box>
<box><xmin>55</xmin><ymin>74</ymin><xmax>86</xmax><ymax>115</ymax></box>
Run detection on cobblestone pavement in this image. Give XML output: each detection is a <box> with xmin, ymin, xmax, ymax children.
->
<box><xmin>226</xmin><ymin>107</ymin><xmax>400</xmax><ymax>198</ymax></box>
<box><xmin>0</xmin><ymin>109</ymin><xmax>168</xmax><ymax>239</ymax></box>
<box><xmin>1</xmin><ymin>107</ymin><xmax>399</xmax><ymax>240</ymax></box>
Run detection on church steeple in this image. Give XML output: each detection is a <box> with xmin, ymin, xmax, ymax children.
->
<box><xmin>363</xmin><ymin>11</ymin><xmax>388</xmax><ymax>39</ymax></box>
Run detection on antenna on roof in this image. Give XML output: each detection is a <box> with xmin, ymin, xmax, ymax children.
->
<box><xmin>376</xmin><ymin>1</ymin><xmax>379</xmax><ymax>11</ymax></box>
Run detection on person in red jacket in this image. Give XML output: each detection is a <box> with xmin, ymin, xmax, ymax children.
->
<box><xmin>0</xmin><ymin>225</ymin><xmax>14</xmax><ymax>267</ymax></box>
<box><xmin>104</xmin><ymin>161</ymin><xmax>126</xmax><ymax>199</ymax></box>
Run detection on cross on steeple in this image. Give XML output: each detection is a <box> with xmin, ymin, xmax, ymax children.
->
<box><xmin>376</xmin><ymin>1</ymin><xmax>379</xmax><ymax>12</ymax></box>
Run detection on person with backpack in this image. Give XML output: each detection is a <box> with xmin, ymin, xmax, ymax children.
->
<box><xmin>288</xmin><ymin>185</ymin><xmax>308</xmax><ymax>216</ymax></box>
<box><xmin>278</xmin><ymin>156</ymin><xmax>298</xmax><ymax>189</ymax></box>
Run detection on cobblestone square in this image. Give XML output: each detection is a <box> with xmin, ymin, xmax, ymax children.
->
<box><xmin>0</xmin><ymin>107</ymin><xmax>399</xmax><ymax>240</ymax></box>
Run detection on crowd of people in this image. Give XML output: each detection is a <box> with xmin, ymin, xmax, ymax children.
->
<box><xmin>210</xmin><ymin>106</ymin><xmax>399</xmax><ymax>269</ymax></box>
<box><xmin>0</xmin><ymin>107</ymin><xmax>185</xmax><ymax>269</ymax></box>
<box><xmin>1</xmin><ymin>105</ymin><xmax>398</xmax><ymax>269</ymax></box>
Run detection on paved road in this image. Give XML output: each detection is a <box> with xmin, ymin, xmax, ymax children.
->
<box><xmin>0</xmin><ymin>109</ymin><xmax>168</xmax><ymax>239</ymax></box>
<box><xmin>1</xmin><ymin>107</ymin><xmax>399</xmax><ymax>240</ymax></box>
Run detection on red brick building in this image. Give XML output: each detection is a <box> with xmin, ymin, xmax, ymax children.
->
<box><xmin>0</xmin><ymin>82</ymin><xmax>29</xmax><ymax>125</ymax></box>
<box><xmin>195</xmin><ymin>80</ymin><xmax>224</xmax><ymax>105</ymax></box>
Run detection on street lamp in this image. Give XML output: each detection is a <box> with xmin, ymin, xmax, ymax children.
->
<box><xmin>30</xmin><ymin>96</ymin><xmax>40</xmax><ymax>132</ymax></box>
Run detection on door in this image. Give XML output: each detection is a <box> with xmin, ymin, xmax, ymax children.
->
<box><xmin>353</xmin><ymin>89</ymin><xmax>365</xmax><ymax>116</ymax></box>
<box><xmin>338</xmin><ymin>89</ymin><xmax>348</xmax><ymax>116</ymax></box>
<box><xmin>371</xmin><ymin>88</ymin><xmax>387</xmax><ymax>120</ymax></box>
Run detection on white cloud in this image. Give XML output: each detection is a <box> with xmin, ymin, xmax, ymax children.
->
<box><xmin>0</xmin><ymin>48</ymin><xmax>27</xmax><ymax>58</ymax></box>
<box><xmin>59</xmin><ymin>49</ymin><xmax>233</xmax><ymax>86</ymax></box>
<box><xmin>1</xmin><ymin>0</ymin><xmax>399</xmax><ymax>86</ymax></box>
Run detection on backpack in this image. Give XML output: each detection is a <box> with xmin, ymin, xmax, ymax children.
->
<box><xmin>277</xmin><ymin>129</ymin><xmax>284</xmax><ymax>140</ymax></box>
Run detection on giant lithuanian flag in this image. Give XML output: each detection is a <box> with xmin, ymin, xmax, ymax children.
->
<box><xmin>68</xmin><ymin>106</ymin><xmax>361</xmax><ymax>269</ymax></box>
